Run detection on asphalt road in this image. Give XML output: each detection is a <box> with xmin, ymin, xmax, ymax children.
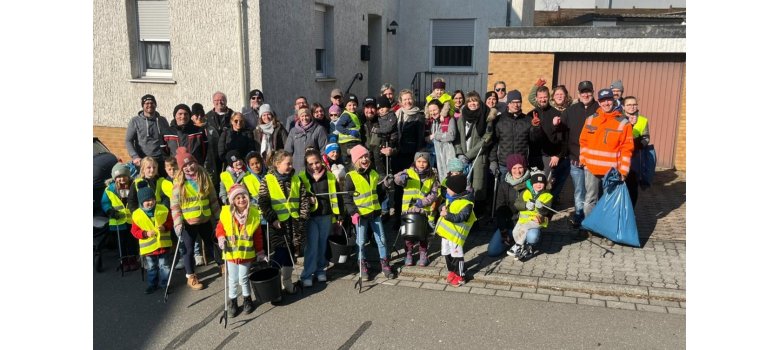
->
<box><xmin>94</xmin><ymin>257</ymin><xmax>684</xmax><ymax>350</ymax></box>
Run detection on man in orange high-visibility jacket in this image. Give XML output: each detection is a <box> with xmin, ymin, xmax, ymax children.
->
<box><xmin>578</xmin><ymin>88</ymin><xmax>634</xmax><ymax>244</ymax></box>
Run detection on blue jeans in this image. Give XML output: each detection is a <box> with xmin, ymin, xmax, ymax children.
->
<box><xmin>227</xmin><ymin>261</ymin><xmax>251</xmax><ymax>299</ymax></box>
<box><xmin>144</xmin><ymin>252</ymin><xmax>171</xmax><ymax>288</ymax></box>
<box><xmin>301</xmin><ymin>215</ymin><xmax>332</xmax><ymax>280</ymax></box>
<box><xmin>356</xmin><ymin>215</ymin><xmax>388</xmax><ymax>261</ymax></box>
<box><xmin>569</xmin><ymin>162</ymin><xmax>586</xmax><ymax>224</ymax></box>
<box><xmin>524</xmin><ymin>228</ymin><xmax>541</xmax><ymax>245</ymax></box>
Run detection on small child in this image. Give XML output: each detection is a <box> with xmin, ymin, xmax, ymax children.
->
<box><xmin>322</xmin><ymin>143</ymin><xmax>346</xmax><ymax>185</ymax></box>
<box><xmin>129</xmin><ymin>156</ymin><xmax>167</xmax><ymax>212</ymax></box>
<box><xmin>508</xmin><ymin>170</ymin><xmax>553</xmax><ymax>261</ymax></box>
<box><xmin>219</xmin><ymin>150</ymin><xmax>252</xmax><ymax>205</ymax></box>
<box><xmin>102</xmin><ymin>163</ymin><xmax>140</xmax><ymax>272</ymax></box>
<box><xmin>394</xmin><ymin>152</ymin><xmax>440</xmax><ymax>266</ymax></box>
<box><xmin>216</xmin><ymin>184</ymin><xmax>266</xmax><ymax>316</ymax></box>
<box><xmin>130</xmin><ymin>187</ymin><xmax>174</xmax><ymax>294</ymax></box>
<box><xmin>327</xmin><ymin>105</ymin><xmax>342</xmax><ymax>143</ymax></box>
<box><xmin>436</xmin><ymin>173</ymin><xmax>476</xmax><ymax>286</ymax></box>
<box><xmin>245</xmin><ymin>151</ymin><xmax>266</xmax><ymax>205</ymax></box>
<box><xmin>161</xmin><ymin>157</ymin><xmax>177</xmax><ymax>202</ymax></box>
<box><xmin>425</xmin><ymin>78</ymin><xmax>453</xmax><ymax>117</ymax></box>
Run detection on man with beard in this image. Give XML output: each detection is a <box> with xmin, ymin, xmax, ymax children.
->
<box><xmin>528</xmin><ymin>86</ymin><xmax>568</xmax><ymax>200</ymax></box>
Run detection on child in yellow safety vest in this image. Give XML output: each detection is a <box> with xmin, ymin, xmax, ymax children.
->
<box><xmin>129</xmin><ymin>156</ymin><xmax>167</xmax><ymax>212</ymax></box>
<box><xmin>219</xmin><ymin>150</ymin><xmax>260</xmax><ymax>206</ymax></box>
<box><xmin>216</xmin><ymin>184</ymin><xmax>266</xmax><ymax>316</ymax></box>
<box><xmin>393</xmin><ymin>151</ymin><xmax>440</xmax><ymax>267</ymax></box>
<box><xmin>507</xmin><ymin>170</ymin><xmax>553</xmax><ymax>261</ymax></box>
<box><xmin>102</xmin><ymin>163</ymin><xmax>140</xmax><ymax>272</ymax></box>
<box><xmin>436</xmin><ymin>173</ymin><xmax>476</xmax><ymax>287</ymax></box>
<box><xmin>130</xmin><ymin>187</ymin><xmax>173</xmax><ymax>294</ymax></box>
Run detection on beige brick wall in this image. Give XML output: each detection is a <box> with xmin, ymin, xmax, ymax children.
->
<box><xmin>674</xmin><ymin>66</ymin><xmax>686</xmax><ymax>171</ymax></box>
<box><xmin>487</xmin><ymin>52</ymin><xmax>555</xmax><ymax>113</ymax></box>
<box><xmin>94</xmin><ymin>126</ymin><xmax>130</xmax><ymax>163</ymax></box>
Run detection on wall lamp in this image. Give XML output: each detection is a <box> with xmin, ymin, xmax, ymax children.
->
<box><xmin>387</xmin><ymin>20</ymin><xmax>398</xmax><ymax>35</ymax></box>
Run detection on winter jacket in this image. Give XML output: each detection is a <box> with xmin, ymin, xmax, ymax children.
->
<box><xmin>257</xmin><ymin>170</ymin><xmax>310</xmax><ymax>249</ymax></box>
<box><xmin>494</xmin><ymin>171</ymin><xmax>530</xmax><ymax>232</ymax></box>
<box><xmin>241</xmin><ymin>106</ymin><xmax>260</xmax><ymax>130</ymax></box>
<box><xmin>362</xmin><ymin>112</ymin><xmax>399</xmax><ymax>178</ymax></box>
<box><xmin>579</xmin><ymin>108</ymin><xmax>634</xmax><ymax>176</ymax></box>
<box><xmin>343</xmin><ymin>167</ymin><xmax>389</xmax><ymax>219</ymax></box>
<box><xmin>528</xmin><ymin>105</ymin><xmax>565</xmax><ymax>160</ymax></box>
<box><xmin>299</xmin><ymin>170</ymin><xmax>345</xmax><ymax>218</ymax></box>
<box><xmin>561</xmin><ymin>100</ymin><xmax>598</xmax><ymax>163</ymax></box>
<box><xmin>164</xmin><ymin>120</ymin><xmax>209</xmax><ymax>165</ymax></box>
<box><xmin>253</xmin><ymin>121</ymin><xmax>288</xmax><ymax>159</ymax></box>
<box><xmin>218</xmin><ymin>128</ymin><xmax>255</xmax><ymax>164</ymax></box>
<box><xmin>489</xmin><ymin>110</ymin><xmax>543</xmax><ymax>167</ymax></box>
<box><xmin>394</xmin><ymin>107</ymin><xmax>426</xmax><ymax>166</ymax></box>
<box><xmin>125</xmin><ymin>111</ymin><xmax>170</xmax><ymax>161</ymax></box>
<box><xmin>284</xmin><ymin>122</ymin><xmax>329</xmax><ymax>172</ymax></box>
<box><xmin>170</xmin><ymin>175</ymin><xmax>221</xmax><ymax>228</ymax></box>
<box><xmin>432</xmin><ymin>116</ymin><xmax>458</xmax><ymax>182</ymax></box>
<box><xmin>205</xmin><ymin>108</ymin><xmax>235</xmax><ymax>171</ymax></box>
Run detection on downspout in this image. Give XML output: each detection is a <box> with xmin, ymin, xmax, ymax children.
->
<box><xmin>238</xmin><ymin>0</ymin><xmax>248</xmax><ymax>108</ymax></box>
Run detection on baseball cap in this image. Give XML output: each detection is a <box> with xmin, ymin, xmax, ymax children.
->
<box><xmin>577</xmin><ymin>81</ymin><xmax>594</xmax><ymax>92</ymax></box>
<box><xmin>597</xmin><ymin>89</ymin><xmax>614</xmax><ymax>100</ymax></box>
<box><xmin>363</xmin><ymin>96</ymin><xmax>376</xmax><ymax>107</ymax></box>
<box><xmin>331</xmin><ymin>88</ymin><xmax>343</xmax><ymax>98</ymax></box>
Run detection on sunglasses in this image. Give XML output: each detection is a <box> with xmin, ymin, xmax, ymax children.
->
<box><xmin>232</xmin><ymin>119</ymin><xmax>242</xmax><ymax>123</ymax></box>
<box><xmin>329</xmin><ymin>113</ymin><xmax>339</xmax><ymax>116</ymax></box>
<box><xmin>251</xmin><ymin>96</ymin><xmax>262</xmax><ymax>100</ymax></box>
<box><xmin>495</xmin><ymin>88</ymin><xmax>506</xmax><ymax>92</ymax></box>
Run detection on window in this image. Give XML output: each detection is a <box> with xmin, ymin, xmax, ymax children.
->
<box><xmin>137</xmin><ymin>0</ymin><xmax>171</xmax><ymax>78</ymax></box>
<box><xmin>314</xmin><ymin>4</ymin><xmax>333</xmax><ymax>77</ymax></box>
<box><xmin>431</xmin><ymin>19</ymin><xmax>475</xmax><ymax>69</ymax></box>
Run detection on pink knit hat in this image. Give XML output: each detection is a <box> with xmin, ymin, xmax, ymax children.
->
<box><xmin>350</xmin><ymin>145</ymin><xmax>369</xmax><ymax>164</ymax></box>
<box><xmin>328</xmin><ymin>104</ymin><xmax>341</xmax><ymax>115</ymax></box>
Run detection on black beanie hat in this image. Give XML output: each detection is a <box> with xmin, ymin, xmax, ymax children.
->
<box><xmin>531</xmin><ymin>171</ymin><xmax>547</xmax><ymax>185</ymax></box>
<box><xmin>138</xmin><ymin>187</ymin><xmax>155</xmax><ymax>206</ymax></box>
<box><xmin>446</xmin><ymin>174</ymin><xmax>468</xmax><ymax>194</ymax></box>
<box><xmin>173</xmin><ymin>103</ymin><xmax>191</xmax><ymax>117</ymax></box>
<box><xmin>191</xmin><ymin>103</ymin><xmax>206</xmax><ymax>116</ymax></box>
<box><xmin>141</xmin><ymin>94</ymin><xmax>156</xmax><ymax>105</ymax></box>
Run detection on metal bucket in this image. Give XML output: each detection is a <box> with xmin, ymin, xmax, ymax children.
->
<box><xmin>400</xmin><ymin>213</ymin><xmax>429</xmax><ymax>241</ymax></box>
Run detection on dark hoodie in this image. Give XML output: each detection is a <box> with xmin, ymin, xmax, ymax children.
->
<box><xmin>164</xmin><ymin>119</ymin><xmax>208</xmax><ymax>165</ymax></box>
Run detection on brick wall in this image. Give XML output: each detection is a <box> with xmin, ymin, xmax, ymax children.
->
<box><xmin>487</xmin><ymin>52</ymin><xmax>555</xmax><ymax>113</ymax></box>
<box><xmin>674</xmin><ymin>66</ymin><xmax>686</xmax><ymax>171</ymax></box>
<box><xmin>94</xmin><ymin>126</ymin><xmax>130</xmax><ymax>162</ymax></box>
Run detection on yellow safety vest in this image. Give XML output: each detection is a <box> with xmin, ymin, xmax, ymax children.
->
<box><xmin>337</xmin><ymin>111</ymin><xmax>362</xmax><ymax>144</ymax></box>
<box><xmin>426</xmin><ymin>92</ymin><xmax>455</xmax><ymax>116</ymax></box>
<box><xmin>105</xmin><ymin>188</ymin><xmax>130</xmax><ymax>226</ymax></box>
<box><xmin>180</xmin><ymin>181</ymin><xmax>212</xmax><ymax>221</ymax></box>
<box><xmin>131</xmin><ymin>205</ymin><xmax>172</xmax><ymax>255</ymax></box>
<box><xmin>516</xmin><ymin>190</ymin><xmax>554</xmax><ymax>228</ymax></box>
<box><xmin>221</xmin><ymin>171</ymin><xmax>261</xmax><ymax>199</ymax></box>
<box><xmin>435</xmin><ymin>198</ymin><xmax>476</xmax><ymax>246</ymax></box>
<box><xmin>161</xmin><ymin>178</ymin><xmax>173</xmax><ymax>200</ymax></box>
<box><xmin>265</xmin><ymin>173</ymin><xmax>301</xmax><ymax>221</ymax></box>
<box><xmin>219</xmin><ymin>205</ymin><xmax>261</xmax><ymax>261</ymax></box>
<box><xmin>297</xmin><ymin>171</ymin><xmax>340</xmax><ymax>216</ymax></box>
<box><xmin>133</xmin><ymin>177</ymin><xmax>164</xmax><ymax>203</ymax></box>
<box><xmin>401</xmin><ymin>168</ymin><xmax>435</xmax><ymax>225</ymax></box>
<box><xmin>632</xmin><ymin>115</ymin><xmax>648</xmax><ymax>139</ymax></box>
<box><xmin>347</xmin><ymin>169</ymin><xmax>381</xmax><ymax>215</ymax></box>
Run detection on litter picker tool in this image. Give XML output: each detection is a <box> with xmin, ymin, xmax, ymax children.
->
<box><xmin>218</xmin><ymin>245</ymin><xmax>228</xmax><ymax>329</ymax></box>
<box><xmin>163</xmin><ymin>234</ymin><xmax>183</xmax><ymax>303</ymax></box>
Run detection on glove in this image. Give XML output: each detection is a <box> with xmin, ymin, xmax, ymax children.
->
<box><xmin>458</xmin><ymin>154</ymin><xmax>469</xmax><ymax>165</ymax></box>
<box><xmin>535</xmin><ymin>200</ymin><xmax>544</xmax><ymax>209</ymax></box>
<box><xmin>489</xmin><ymin>161</ymin><xmax>499</xmax><ymax>177</ymax></box>
<box><xmin>525</xmin><ymin>201</ymin><xmax>535</xmax><ymax>211</ymax></box>
<box><xmin>174</xmin><ymin>225</ymin><xmax>182</xmax><ymax>238</ymax></box>
<box><xmin>349</xmin><ymin>130</ymin><xmax>360</xmax><ymax>138</ymax></box>
<box><xmin>398</xmin><ymin>172</ymin><xmax>409</xmax><ymax>184</ymax></box>
<box><xmin>414</xmin><ymin>199</ymin><xmax>424</xmax><ymax>208</ymax></box>
<box><xmin>351</xmin><ymin>213</ymin><xmax>360</xmax><ymax>226</ymax></box>
<box><xmin>108</xmin><ymin>209</ymin><xmax>122</xmax><ymax>220</ymax></box>
<box><xmin>217</xmin><ymin>236</ymin><xmax>226</xmax><ymax>250</ymax></box>
<box><xmin>256</xmin><ymin>250</ymin><xmax>267</xmax><ymax>262</ymax></box>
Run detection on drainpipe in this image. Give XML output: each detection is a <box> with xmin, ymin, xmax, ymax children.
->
<box><xmin>238</xmin><ymin>0</ymin><xmax>248</xmax><ymax>108</ymax></box>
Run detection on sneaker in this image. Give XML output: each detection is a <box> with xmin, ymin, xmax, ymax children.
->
<box><xmin>316</xmin><ymin>272</ymin><xmax>327</xmax><ymax>283</ymax></box>
<box><xmin>302</xmin><ymin>278</ymin><xmax>313</xmax><ymax>288</ymax></box>
<box><xmin>446</xmin><ymin>271</ymin><xmax>456</xmax><ymax>284</ymax></box>
<box><xmin>144</xmin><ymin>285</ymin><xmax>157</xmax><ymax>294</ymax></box>
<box><xmin>449</xmin><ymin>274</ymin><xmax>463</xmax><ymax>287</ymax></box>
<box><xmin>194</xmin><ymin>255</ymin><xmax>205</xmax><ymax>266</ymax></box>
<box><xmin>507</xmin><ymin>244</ymin><xmax>521</xmax><ymax>257</ymax></box>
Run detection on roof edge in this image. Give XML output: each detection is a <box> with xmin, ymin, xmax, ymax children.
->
<box><xmin>489</xmin><ymin>25</ymin><xmax>686</xmax><ymax>39</ymax></box>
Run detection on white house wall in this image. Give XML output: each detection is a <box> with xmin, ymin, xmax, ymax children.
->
<box><xmin>396</xmin><ymin>0</ymin><xmax>506</xmax><ymax>98</ymax></box>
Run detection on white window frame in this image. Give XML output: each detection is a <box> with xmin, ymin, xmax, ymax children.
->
<box><xmin>137</xmin><ymin>0</ymin><xmax>172</xmax><ymax>79</ymax></box>
<box><xmin>314</xmin><ymin>3</ymin><xmax>333</xmax><ymax>78</ymax></box>
<box><xmin>430</xmin><ymin>19</ymin><xmax>476</xmax><ymax>72</ymax></box>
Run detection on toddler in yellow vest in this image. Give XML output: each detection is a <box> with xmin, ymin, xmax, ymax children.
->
<box><xmin>436</xmin><ymin>173</ymin><xmax>475</xmax><ymax>287</ymax></box>
<box><xmin>130</xmin><ymin>187</ymin><xmax>173</xmax><ymax>294</ymax></box>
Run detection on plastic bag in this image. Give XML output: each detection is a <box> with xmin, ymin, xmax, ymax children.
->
<box><xmin>487</xmin><ymin>228</ymin><xmax>506</xmax><ymax>257</ymax></box>
<box><xmin>582</xmin><ymin>168</ymin><xmax>640</xmax><ymax>247</ymax></box>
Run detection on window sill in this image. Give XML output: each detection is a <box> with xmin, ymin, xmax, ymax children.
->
<box><xmin>315</xmin><ymin>77</ymin><xmax>336</xmax><ymax>82</ymax></box>
<box><xmin>128</xmin><ymin>78</ymin><xmax>177</xmax><ymax>84</ymax></box>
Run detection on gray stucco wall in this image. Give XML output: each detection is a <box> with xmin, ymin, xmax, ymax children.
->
<box><xmin>95</xmin><ymin>0</ymin><xmax>257</xmax><ymax>127</ymax></box>
<box><xmin>258</xmin><ymin>0</ymin><xmax>398</xmax><ymax>116</ymax></box>
<box><xmin>396</xmin><ymin>0</ymin><xmax>506</xmax><ymax>99</ymax></box>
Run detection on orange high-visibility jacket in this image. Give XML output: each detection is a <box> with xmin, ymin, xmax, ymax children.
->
<box><xmin>578</xmin><ymin>108</ymin><xmax>634</xmax><ymax>176</ymax></box>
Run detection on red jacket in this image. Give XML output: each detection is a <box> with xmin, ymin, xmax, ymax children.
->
<box><xmin>579</xmin><ymin>108</ymin><xmax>634</xmax><ymax>176</ymax></box>
<box><xmin>130</xmin><ymin>212</ymin><xmax>173</xmax><ymax>256</ymax></box>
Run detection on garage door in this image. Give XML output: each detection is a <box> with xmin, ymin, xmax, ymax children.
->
<box><xmin>555</xmin><ymin>53</ymin><xmax>685</xmax><ymax>169</ymax></box>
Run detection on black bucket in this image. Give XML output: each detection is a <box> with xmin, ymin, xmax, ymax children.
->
<box><xmin>249</xmin><ymin>267</ymin><xmax>281</xmax><ymax>304</ymax></box>
<box><xmin>400</xmin><ymin>213</ymin><xmax>429</xmax><ymax>241</ymax></box>
<box><xmin>328</xmin><ymin>230</ymin><xmax>356</xmax><ymax>264</ymax></box>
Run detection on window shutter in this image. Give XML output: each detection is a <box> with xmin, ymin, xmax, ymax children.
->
<box><xmin>138</xmin><ymin>0</ymin><xmax>170</xmax><ymax>41</ymax></box>
<box><xmin>432</xmin><ymin>19</ymin><xmax>474</xmax><ymax>46</ymax></box>
<box><xmin>314</xmin><ymin>7</ymin><xmax>325</xmax><ymax>50</ymax></box>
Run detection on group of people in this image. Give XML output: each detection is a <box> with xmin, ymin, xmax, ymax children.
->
<box><xmin>106</xmin><ymin>77</ymin><xmax>650</xmax><ymax>308</ymax></box>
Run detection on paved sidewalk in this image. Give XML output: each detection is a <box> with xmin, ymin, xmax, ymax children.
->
<box><xmin>295</xmin><ymin>169</ymin><xmax>686</xmax><ymax>314</ymax></box>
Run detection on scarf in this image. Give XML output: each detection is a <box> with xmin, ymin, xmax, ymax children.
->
<box><xmin>272</xmin><ymin>169</ymin><xmax>292</xmax><ymax>183</ymax></box>
<box><xmin>440</xmin><ymin>115</ymin><xmax>451</xmax><ymax>133</ymax></box>
<box><xmin>257</xmin><ymin>122</ymin><xmax>276</xmax><ymax>155</ymax></box>
<box><xmin>460</xmin><ymin>102</ymin><xmax>487</xmax><ymax>137</ymax></box>
<box><xmin>296</xmin><ymin>120</ymin><xmax>315</xmax><ymax>133</ymax></box>
<box><xmin>142</xmin><ymin>206</ymin><xmax>155</xmax><ymax>217</ymax></box>
<box><xmin>308</xmin><ymin>166</ymin><xmax>326</xmax><ymax>181</ymax></box>
<box><xmin>397</xmin><ymin>106</ymin><xmax>421</xmax><ymax>123</ymax></box>
<box><xmin>505</xmin><ymin>170</ymin><xmax>530</xmax><ymax>187</ymax></box>
<box><xmin>414</xmin><ymin>165</ymin><xmax>432</xmax><ymax>179</ymax></box>
<box><xmin>230</xmin><ymin>204</ymin><xmax>249</xmax><ymax>225</ymax></box>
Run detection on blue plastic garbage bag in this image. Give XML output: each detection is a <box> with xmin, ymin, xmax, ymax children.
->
<box><xmin>581</xmin><ymin>168</ymin><xmax>640</xmax><ymax>247</ymax></box>
<box><xmin>487</xmin><ymin>228</ymin><xmax>506</xmax><ymax>257</ymax></box>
